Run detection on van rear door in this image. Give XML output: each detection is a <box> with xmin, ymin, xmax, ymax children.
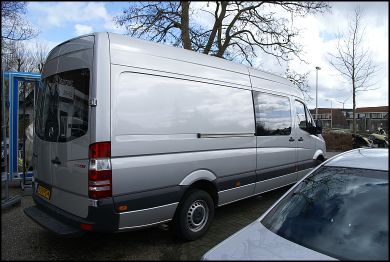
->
<box><xmin>33</xmin><ymin>36</ymin><xmax>94</xmax><ymax>218</ymax></box>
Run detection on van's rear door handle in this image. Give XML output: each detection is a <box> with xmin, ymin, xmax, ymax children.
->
<box><xmin>51</xmin><ymin>157</ymin><xmax>61</xmax><ymax>165</ymax></box>
<box><xmin>298</xmin><ymin>137</ymin><xmax>303</xmax><ymax>141</ymax></box>
<box><xmin>289</xmin><ymin>137</ymin><xmax>295</xmax><ymax>142</ymax></box>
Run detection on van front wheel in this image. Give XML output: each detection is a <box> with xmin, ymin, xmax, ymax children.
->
<box><xmin>173</xmin><ymin>189</ymin><xmax>214</xmax><ymax>241</ymax></box>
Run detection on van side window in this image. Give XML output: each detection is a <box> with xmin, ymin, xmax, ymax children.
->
<box><xmin>253</xmin><ymin>92</ymin><xmax>292</xmax><ymax>136</ymax></box>
<box><xmin>295</xmin><ymin>100</ymin><xmax>314</xmax><ymax>132</ymax></box>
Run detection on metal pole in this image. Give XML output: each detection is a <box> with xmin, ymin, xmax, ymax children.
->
<box><xmin>22</xmin><ymin>82</ymin><xmax>26</xmax><ymax>188</ymax></box>
<box><xmin>330</xmin><ymin>100</ymin><xmax>333</xmax><ymax>129</ymax></box>
<box><xmin>1</xmin><ymin>71</ymin><xmax>21</xmax><ymax>209</ymax></box>
<box><xmin>2</xmin><ymin>70</ymin><xmax>8</xmax><ymax>199</ymax></box>
<box><xmin>315</xmin><ymin>66</ymin><xmax>321</xmax><ymax>120</ymax></box>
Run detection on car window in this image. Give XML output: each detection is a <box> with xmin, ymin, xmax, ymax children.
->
<box><xmin>261</xmin><ymin>166</ymin><xmax>388</xmax><ymax>260</ymax></box>
<box><xmin>295</xmin><ymin>100</ymin><xmax>314</xmax><ymax>132</ymax></box>
<box><xmin>253</xmin><ymin>91</ymin><xmax>291</xmax><ymax>136</ymax></box>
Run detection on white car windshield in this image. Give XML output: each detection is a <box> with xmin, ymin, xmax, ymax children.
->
<box><xmin>261</xmin><ymin>166</ymin><xmax>388</xmax><ymax>260</ymax></box>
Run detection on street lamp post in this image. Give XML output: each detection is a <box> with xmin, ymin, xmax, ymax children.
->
<box><xmin>336</xmin><ymin>97</ymin><xmax>349</xmax><ymax>110</ymax></box>
<box><xmin>315</xmin><ymin>66</ymin><xmax>321</xmax><ymax>120</ymax></box>
<box><xmin>335</xmin><ymin>100</ymin><xmax>344</xmax><ymax>110</ymax></box>
<box><xmin>325</xmin><ymin>98</ymin><xmax>333</xmax><ymax>129</ymax></box>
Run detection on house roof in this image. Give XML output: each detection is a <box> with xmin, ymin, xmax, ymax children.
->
<box><xmin>310</xmin><ymin>106</ymin><xmax>388</xmax><ymax>114</ymax></box>
<box><xmin>309</xmin><ymin>108</ymin><xmax>341</xmax><ymax>114</ymax></box>
<box><xmin>355</xmin><ymin>106</ymin><xmax>388</xmax><ymax>113</ymax></box>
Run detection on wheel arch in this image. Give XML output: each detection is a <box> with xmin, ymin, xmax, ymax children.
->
<box><xmin>178</xmin><ymin>169</ymin><xmax>219</xmax><ymax>208</ymax></box>
<box><xmin>313</xmin><ymin>149</ymin><xmax>325</xmax><ymax>161</ymax></box>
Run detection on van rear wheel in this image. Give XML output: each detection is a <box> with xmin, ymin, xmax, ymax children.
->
<box><xmin>173</xmin><ymin>189</ymin><xmax>214</xmax><ymax>241</ymax></box>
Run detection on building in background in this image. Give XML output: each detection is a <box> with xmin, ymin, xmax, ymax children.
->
<box><xmin>354</xmin><ymin>106</ymin><xmax>388</xmax><ymax>133</ymax></box>
<box><xmin>310</xmin><ymin>106</ymin><xmax>388</xmax><ymax>132</ymax></box>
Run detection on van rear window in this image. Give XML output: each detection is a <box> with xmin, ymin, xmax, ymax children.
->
<box><xmin>35</xmin><ymin>68</ymin><xmax>90</xmax><ymax>142</ymax></box>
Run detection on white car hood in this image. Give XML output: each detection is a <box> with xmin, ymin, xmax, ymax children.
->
<box><xmin>202</xmin><ymin>221</ymin><xmax>336</xmax><ymax>260</ymax></box>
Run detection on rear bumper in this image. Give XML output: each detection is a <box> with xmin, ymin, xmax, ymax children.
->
<box><xmin>25</xmin><ymin>183</ymin><xmax>186</xmax><ymax>235</ymax></box>
<box><xmin>25</xmin><ymin>189</ymin><xmax>119</xmax><ymax>236</ymax></box>
<box><xmin>24</xmin><ymin>205</ymin><xmax>85</xmax><ymax>237</ymax></box>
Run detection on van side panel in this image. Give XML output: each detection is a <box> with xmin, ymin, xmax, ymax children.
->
<box><xmin>110</xmin><ymin>64</ymin><xmax>256</xmax><ymax>228</ymax></box>
<box><xmin>111</xmin><ymin>149</ymin><xmax>256</xmax><ymax>195</ymax></box>
<box><xmin>111</xmin><ymin>68</ymin><xmax>255</xmax><ymax>156</ymax></box>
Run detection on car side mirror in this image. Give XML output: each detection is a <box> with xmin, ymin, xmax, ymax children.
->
<box><xmin>315</xmin><ymin>120</ymin><xmax>322</xmax><ymax>134</ymax></box>
<box><xmin>311</xmin><ymin>119</ymin><xmax>322</xmax><ymax>135</ymax></box>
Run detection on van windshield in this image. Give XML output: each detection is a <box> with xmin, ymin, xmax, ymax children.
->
<box><xmin>35</xmin><ymin>68</ymin><xmax>90</xmax><ymax>142</ymax></box>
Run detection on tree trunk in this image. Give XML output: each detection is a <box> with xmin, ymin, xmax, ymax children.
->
<box><xmin>181</xmin><ymin>1</ymin><xmax>192</xmax><ymax>50</ymax></box>
<box><xmin>203</xmin><ymin>1</ymin><xmax>227</xmax><ymax>55</ymax></box>
<box><xmin>352</xmin><ymin>80</ymin><xmax>356</xmax><ymax>136</ymax></box>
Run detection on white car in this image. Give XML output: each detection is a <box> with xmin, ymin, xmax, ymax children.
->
<box><xmin>203</xmin><ymin>148</ymin><xmax>388</xmax><ymax>260</ymax></box>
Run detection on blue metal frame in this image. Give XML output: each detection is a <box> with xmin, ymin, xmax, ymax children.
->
<box><xmin>3</xmin><ymin>71</ymin><xmax>41</xmax><ymax>180</ymax></box>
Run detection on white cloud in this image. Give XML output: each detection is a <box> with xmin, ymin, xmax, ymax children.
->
<box><xmin>191</xmin><ymin>1</ymin><xmax>217</xmax><ymax>28</ymax></box>
<box><xmin>27</xmin><ymin>2</ymin><xmax>110</xmax><ymax>29</ymax></box>
<box><xmin>75</xmin><ymin>24</ymin><xmax>93</xmax><ymax>36</ymax></box>
<box><xmin>103</xmin><ymin>14</ymin><xmax>127</xmax><ymax>34</ymax></box>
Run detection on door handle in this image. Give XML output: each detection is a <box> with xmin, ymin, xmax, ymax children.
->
<box><xmin>298</xmin><ymin>137</ymin><xmax>303</xmax><ymax>142</ymax></box>
<box><xmin>51</xmin><ymin>157</ymin><xmax>61</xmax><ymax>165</ymax></box>
<box><xmin>289</xmin><ymin>137</ymin><xmax>295</xmax><ymax>142</ymax></box>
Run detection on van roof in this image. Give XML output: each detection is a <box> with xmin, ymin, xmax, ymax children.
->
<box><xmin>105</xmin><ymin>32</ymin><xmax>291</xmax><ymax>83</ymax></box>
<box><xmin>48</xmin><ymin>32</ymin><xmax>304</xmax><ymax>98</ymax></box>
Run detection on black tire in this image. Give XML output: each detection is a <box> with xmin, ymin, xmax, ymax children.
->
<box><xmin>173</xmin><ymin>189</ymin><xmax>214</xmax><ymax>241</ymax></box>
<box><xmin>315</xmin><ymin>156</ymin><xmax>325</xmax><ymax>165</ymax></box>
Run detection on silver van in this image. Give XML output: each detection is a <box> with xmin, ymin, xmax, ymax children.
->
<box><xmin>24</xmin><ymin>32</ymin><xmax>326</xmax><ymax>241</ymax></box>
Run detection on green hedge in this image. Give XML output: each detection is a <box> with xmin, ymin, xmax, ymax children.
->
<box><xmin>323</xmin><ymin>132</ymin><xmax>353</xmax><ymax>151</ymax></box>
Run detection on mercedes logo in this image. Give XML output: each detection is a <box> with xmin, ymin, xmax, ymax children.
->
<box><xmin>48</xmin><ymin>126</ymin><xmax>54</xmax><ymax>137</ymax></box>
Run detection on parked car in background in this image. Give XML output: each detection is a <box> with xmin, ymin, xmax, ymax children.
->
<box><xmin>202</xmin><ymin>148</ymin><xmax>388</xmax><ymax>260</ymax></box>
<box><xmin>368</xmin><ymin>133</ymin><xmax>388</xmax><ymax>148</ymax></box>
<box><xmin>352</xmin><ymin>134</ymin><xmax>373</xmax><ymax>148</ymax></box>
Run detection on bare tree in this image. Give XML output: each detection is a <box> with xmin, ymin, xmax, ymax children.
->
<box><xmin>3</xmin><ymin>41</ymin><xmax>32</xmax><ymax>72</ymax></box>
<box><xmin>285</xmin><ymin>69</ymin><xmax>312</xmax><ymax>102</ymax></box>
<box><xmin>1</xmin><ymin>1</ymin><xmax>39</xmax><ymax>72</ymax></box>
<box><xmin>1</xmin><ymin>1</ymin><xmax>38</xmax><ymax>45</ymax></box>
<box><xmin>2</xmin><ymin>41</ymin><xmax>48</xmax><ymax>73</ymax></box>
<box><xmin>328</xmin><ymin>7</ymin><xmax>379</xmax><ymax>136</ymax></box>
<box><xmin>114</xmin><ymin>1</ymin><xmax>330</xmax><ymax>65</ymax></box>
<box><xmin>32</xmin><ymin>42</ymin><xmax>49</xmax><ymax>73</ymax></box>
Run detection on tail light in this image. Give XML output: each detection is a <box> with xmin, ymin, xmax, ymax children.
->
<box><xmin>88</xmin><ymin>142</ymin><xmax>112</xmax><ymax>199</ymax></box>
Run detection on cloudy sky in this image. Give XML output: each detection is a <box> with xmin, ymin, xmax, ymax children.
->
<box><xmin>25</xmin><ymin>1</ymin><xmax>388</xmax><ymax>110</ymax></box>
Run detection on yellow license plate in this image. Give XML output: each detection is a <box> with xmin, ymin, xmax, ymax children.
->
<box><xmin>37</xmin><ymin>184</ymin><xmax>51</xmax><ymax>200</ymax></box>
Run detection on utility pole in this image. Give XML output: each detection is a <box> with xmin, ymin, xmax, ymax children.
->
<box><xmin>315</xmin><ymin>66</ymin><xmax>321</xmax><ymax>120</ymax></box>
<box><xmin>325</xmin><ymin>98</ymin><xmax>333</xmax><ymax>129</ymax></box>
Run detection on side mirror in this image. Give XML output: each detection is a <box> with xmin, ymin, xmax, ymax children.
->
<box><xmin>315</xmin><ymin>120</ymin><xmax>323</xmax><ymax>134</ymax></box>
